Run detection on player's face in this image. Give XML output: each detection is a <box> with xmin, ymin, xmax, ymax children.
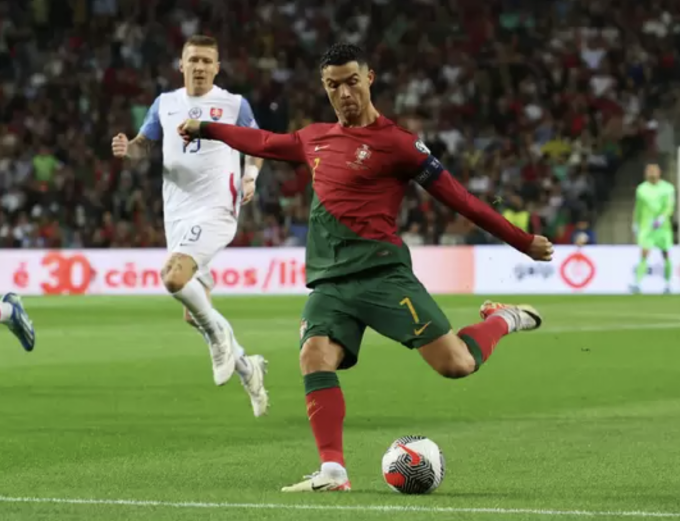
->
<box><xmin>180</xmin><ymin>45</ymin><xmax>219</xmax><ymax>95</ymax></box>
<box><xmin>321</xmin><ymin>62</ymin><xmax>374</xmax><ymax>122</ymax></box>
<box><xmin>645</xmin><ymin>164</ymin><xmax>661</xmax><ymax>183</ymax></box>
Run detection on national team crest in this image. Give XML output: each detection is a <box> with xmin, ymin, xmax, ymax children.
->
<box><xmin>210</xmin><ymin>107</ymin><xmax>223</xmax><ymax>121</ymax></box>
<box><xmin>188</xmin><ymin>107</ymin><xmax>202</xmax><ymax>118</ymax></box>
<box><xmin>355</xmin><ymin>144</ymin><xmax>371</xmax><ymax>164</ymax></box>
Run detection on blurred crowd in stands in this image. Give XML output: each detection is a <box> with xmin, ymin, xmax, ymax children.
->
<box><xmin>0</xmin><ymin>0</ymin><xmax>678</xmax><ymax>249</ymax></box>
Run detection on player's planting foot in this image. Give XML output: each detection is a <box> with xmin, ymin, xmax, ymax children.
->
<box><xmin>209</xmin><ymin>328</ymin><xmax>235</xmax><ymax>386</ymax></box>
<box><xmin>1</xmin><ymin>293</ymin><xmax>35</xmax><ymax>352</ymax></box>
<box><xmin>629</xmin><ymin>284</ymin><xmax>641</xmax><ymax>294</ymax></box>
<box><xmin>239</xmin><ymin>354</ymin><xmax>269</xmax><ymax>417</ymax></box>
<box><xmin>281</xmin><ymin>465</ymin><xmax>351</xmax><ymax>492</ymax></box>
<box><xmin>479</xmin><ymin>300</ymin><xmax>542</xmax><ymax>332</ymax></box>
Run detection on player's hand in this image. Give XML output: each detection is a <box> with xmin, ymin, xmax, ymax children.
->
<box><xmin>527</xmin><ymin>235</ymin><xmax>554</xmax><ymax>262</ymax></box>
<box><xmin>178</xmin><ymin>119</ymin><xmax>201</xmax><ymax>144</ymax></box>
<box><xmin>111</xmin><ymin>133</ymin><xmax>129</xmax><ymax>158</ymax></box>
<box><xmin>241</xmin><ymin>176</ymin><xmax>256</xmax><ymax>205</ymax></box>
<box><xmin>652</xmin><ymin>217</ymin><xmax>664</xmax><ymax>229</ymax></box>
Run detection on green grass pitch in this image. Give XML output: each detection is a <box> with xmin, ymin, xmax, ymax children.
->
<box><xmin>1</xmin><ymin>295</ymin><xmax>680</xmax><ymax>521</ymax></box>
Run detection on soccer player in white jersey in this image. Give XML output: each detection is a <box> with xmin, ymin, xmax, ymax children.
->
<box><xmin>111</xmin><ymin>35</ymin><xmax>268</xmax><ymax>417</ymax></box>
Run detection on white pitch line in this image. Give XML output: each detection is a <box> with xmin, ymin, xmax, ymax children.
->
<box><xmin>0</xmin><ymin>496</ymin><xmax>678</xmax><ymax>518</ymax></box>
<box><xmin>536</xmin><ymin>322</ymin><xmax>680</xmax><ymax>334</ymax></box>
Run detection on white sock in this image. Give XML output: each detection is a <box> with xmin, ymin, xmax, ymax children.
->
<box><xmin>491</xmin><ymin>309</ymin><xmax>517</xmax><ymax>332</ymax></box>
<box><xmin>192</xmin><ymin>309</ymin><xmax>251</xmax><ymax>379</ymax></box>
<box><xmin>0</xmin><ymin>302</ymin><xmax>12</xmax><ymax>324</ymax></box>
<box><xmin>321</xmin><ymin>462</ymin><xmax>347</xmax><ymax>478</ymax></box>
<box><xmin>212</xmin><ymin>310</ymin><xmax>245</xmax><ymax>358</ymax></box>
<box><xmin>213</xmin><ymin>310</ymin><xmax>252</xmax><ymax>378</ymax></box>
<box><xmin>173</xmin><ymin>279</ymin><xmax>223</xmax><ymax>344</ymax></box>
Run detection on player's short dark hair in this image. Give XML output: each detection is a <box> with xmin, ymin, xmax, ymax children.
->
<box><xmin>319</xmin><ymin>43</ymin><xmax>368</xmax><ymax>70</ymax></box>
<box><xmin>183</xmin><ymin>35</ymin><xmax>218</xmax><ymax>52</ymax></box>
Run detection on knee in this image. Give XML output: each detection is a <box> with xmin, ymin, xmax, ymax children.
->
<box><xmin>420</xmin><ymin>333</ymin><xmax>477</xmax><ymax>379</ymax></box>
<box><xmin>161</xmin><ymin>258</ymin><xmax>192</xmax><ymax>293</ymax></box>
<box><xmin>300</xmin><ymin>337</ymin><xmax>344</xmax><ymax>375</ymax></box>
<box><xmin>163</xmin><ymin>275</ymin><xmax>186</xmax><ymax>294</ymax></box>
<box><xmin>436</xmin><ymin>355</ymin><xmax>476</xmax><ymax>379</ymax></box>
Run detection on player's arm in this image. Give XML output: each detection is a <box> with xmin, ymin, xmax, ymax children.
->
<box><xmin>662</xmin><ymin>184</ymin><xmax>676</xmax><ymax>221</ymax></box>
<box><xmin>179</xmin><ymin>119</ymin><xmax>306</xmax><ymax>164</ymax></box>
<box><xmin>112</xmin><ymin>96</ymin><xmax>161</xmax><ymax>160</ymax></box>
<box><xmin>126</xmin><ymin>134</ymin><xmax>156</xmax><ymax>159</ymax></box>
<box><xmin>401</xmin><ymin>138</ymin><xmax>549</xmax><ymax>259</ymax></box>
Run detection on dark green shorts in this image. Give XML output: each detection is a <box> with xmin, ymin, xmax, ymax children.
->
<box><xmin>300</xmin><ymin>265</ymin><xmax>452</xmax><ymax>369</ymax></box>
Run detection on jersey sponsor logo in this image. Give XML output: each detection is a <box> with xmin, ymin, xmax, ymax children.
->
<box><xmin>189</xmin><ymin>107</ymin><xmax>202</xmax><ymax>118</ymax></box>
<box><xmin>414</xmin><ymin>139</ymin><xmax>430</xmax><ymax>155</ymax></box>
<box><xmin>210</xmin><ymin>107</ymin><xmax>223</xmax><ymax>121</ymax></box>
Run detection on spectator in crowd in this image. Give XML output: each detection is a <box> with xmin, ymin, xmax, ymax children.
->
<box><xmin>0</xmin><ymin>0</ymin><xmax>675</xmax><ymax>249</ymax></box>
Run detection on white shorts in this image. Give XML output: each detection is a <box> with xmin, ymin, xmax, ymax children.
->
<box><xmin>165</xmin><ymin>216</ymin><xmax>237</xmax><ymax>290</ymax></box>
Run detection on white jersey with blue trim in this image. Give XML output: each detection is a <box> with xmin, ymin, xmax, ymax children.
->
<box><xmin>139</xmin><ymin>85</ymin><xmax>259</xmax><ymax>221</ymax></box>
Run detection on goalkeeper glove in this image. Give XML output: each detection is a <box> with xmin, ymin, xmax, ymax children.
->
<box><xmin>652</xmin><ymin>216</ymin><xmax>665</xmax><ymax>229</ymax></box>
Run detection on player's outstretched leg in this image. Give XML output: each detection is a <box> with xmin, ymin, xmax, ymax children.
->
<box><xmin>186</xmin><ymin>308</ymin><xmax>269</xmax><ymax>417</ymax></box>
<box><xmin>162</xmin><ymin>253</ymin><xmax>235</xmax><ymax>385</ymax></box>
<box><xmin>419</xmin><ymin>300</ymin><xmax>542</xmax><ymax>378</ymax></box>
<box><xmin>281</xmin><ymin>337</ymin><xmax>350</xmax><ymax>492</ymax></box>
<box><xmin>0</xmin><ymin>293</ymin><xmax>36</xmax><ymax>352</ymax></box>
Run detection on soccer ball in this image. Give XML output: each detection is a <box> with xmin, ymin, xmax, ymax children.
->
<box><xmin>381</xmin><ymin>435</ymin><xmax>445</xmax><ymax>494</ymax></box>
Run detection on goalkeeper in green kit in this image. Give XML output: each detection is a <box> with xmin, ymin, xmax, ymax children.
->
<box><xmin>631</xmin><ymin>163</ymin><xmax>676</xmax><ymax>294</ymax></box>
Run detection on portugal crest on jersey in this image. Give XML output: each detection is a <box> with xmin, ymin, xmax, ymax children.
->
<box><xmin>355</xmin><ymin>144</ymin><xmax>372</xmax><ymax>163</ymax></box>
<box><xmin>210</xmin><ymin>107</ymin><xmax>223</xmax><ymax>121</ymax></box>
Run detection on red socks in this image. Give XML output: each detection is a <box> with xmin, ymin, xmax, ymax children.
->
<box><xmin>304</xmin><ymin>372</ymin><xmax>345</xmax><ymax>466</ymax></box>
<box><xmin>458</xmin><ymin>316</ymin><xmax>509</xmax><ymax>370</ymax></box>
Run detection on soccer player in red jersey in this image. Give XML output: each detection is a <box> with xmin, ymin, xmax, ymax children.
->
<box><xmin>179</xmin><ymin>43</ymin><xmax>554</xmax><ymax>492</ymax></box>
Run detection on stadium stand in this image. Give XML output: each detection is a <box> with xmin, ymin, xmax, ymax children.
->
<box><xmin>0</xmin><ymin>0</ymin><xmax>676</xmax><ymax>249</ymax></box>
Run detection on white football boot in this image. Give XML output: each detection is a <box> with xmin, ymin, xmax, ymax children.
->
<box><xmin>281</xmin><ymin>468</ymin><xmax>351</xmax><ymax>492</ymax></box>
<box><xmin>239</xmin><ymin>355</ymin><xmax>269</xmax><ymax>417</ymax></box>
<box><xmin>479</xmin><ymin>300</ymin><xmax>543</xmax><ymax>332</ymax></box>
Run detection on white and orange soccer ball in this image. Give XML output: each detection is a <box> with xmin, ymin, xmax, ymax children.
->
<box><xmin>381</xmin><ymin>436</ymin><xmax>445</xmax><ymax>494</ymax></box>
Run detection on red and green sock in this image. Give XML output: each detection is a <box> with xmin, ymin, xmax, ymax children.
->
<box><xmin>458</xmin><ymin>316</ymin><xmax>510</xmax><ymax>371</ymax></box>
<box><xmin>304</xmin><ymin>371</ymin><xmax>345</xmax><ymax>467</ymax></box>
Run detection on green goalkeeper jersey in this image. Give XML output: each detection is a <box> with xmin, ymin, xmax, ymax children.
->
<box><xmin>634</xmin><ymin>179</ymin><xmax>676</xmax><ymax>232</ymax></box>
